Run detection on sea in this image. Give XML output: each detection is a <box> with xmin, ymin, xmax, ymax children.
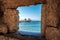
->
<box><xmin>18</xmin><ymin>21</ymin><xmax>41</xmax><ymax>37</ymax></box>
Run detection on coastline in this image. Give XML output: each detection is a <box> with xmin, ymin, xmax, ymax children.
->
<box><xmin>18</xmin><ymin>21</ymin><xmax>41</xmax><ymax>37</ymax></box>
<box><xmin>19</xmin><ymin>20</ymin><xmax>41</xmax><ymax>22</ymax></box>
<box><xmin>15</xmin><ymin>31</ymin><xmax>41</xmax><ymax>40</ymax></box>
<box><xmin>17</xmin><ymin>21</ymin><xmax>41</xmax><ymax>40</ymax></box>
<box><xmin>18</xmin><ymin>31</ymin><xmax>40</xmax><ymax>37</ymax></box>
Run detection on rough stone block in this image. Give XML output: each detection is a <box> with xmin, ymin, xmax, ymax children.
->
<box><xmin>4</xmin><ymin>9</ymin><xmax>19</xmax><ymax>33</ymax></box>
<box><xmin>46</xmin><ymin>27</ymin><xmax>60</xmax><ymax>40</ymax></box>
<box><xmin>3</xmin><ymin>0</ymin><xmax>46</xmax><ymax>8</ymax></box>
<box><xmin>0</xmin><ymin>24</ymin><xmax>7</xmax><ymax>34</ymax></box>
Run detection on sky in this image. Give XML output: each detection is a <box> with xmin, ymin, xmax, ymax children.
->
<box><xmin>16</xmin><ymin>4</ymin><xmax>42</xmax><ymax>21</ymax></box>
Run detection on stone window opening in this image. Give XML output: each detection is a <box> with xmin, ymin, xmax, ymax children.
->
<box><xmin>0</xmin><ymin>0</ymin><xmax>59</xmax><ymax>40</ymax></box>
<box><xmin>16</xmin><ymin>4</ymin><xmax>42</xmax><ymax>39</ymax></box>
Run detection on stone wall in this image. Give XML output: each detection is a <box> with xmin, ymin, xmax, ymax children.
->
<box><xmin>0</xmin><ymin>0</ymin><xmax>60</xmax><ymax>40</ymax></box>
<box><xmin>4</xmin><ymin>9</ymin><xmax>19</xmax><ymax>33</ymax></box>
<box><xmin>3</xmin><ymin>0</ymin><xmax>45</xmax><ymax>8</ymax></box>
<box><xmin>41</xmin><ymin>0</ymin><xmax>60</xmax><ymax>40</ymax></box>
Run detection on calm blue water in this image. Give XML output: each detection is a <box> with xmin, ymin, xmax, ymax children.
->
<box><xmin>18</xmin><ymin>21</ymin><xmax>41</xmax><ymax>36</ymax></box>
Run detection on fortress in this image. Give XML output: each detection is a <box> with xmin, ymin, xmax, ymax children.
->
<box><xmin>0</xmin><ymin>0</ymin><xmax>60</xmax><ymax>40</ymax></box>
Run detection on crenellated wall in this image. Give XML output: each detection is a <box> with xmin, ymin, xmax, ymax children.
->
<box><xmin>0</xmin><ymin>0</ymin><xmax>60</xmax><ymax>40</ymax></box>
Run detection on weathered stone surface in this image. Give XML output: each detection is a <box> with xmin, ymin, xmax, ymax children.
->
<box><xmin>41</xmin><ymin>0</ymin><xmax>60</xmax><ymax>40</ymax></box>
<box><xmin>46</xmin><ymin>0</ymin><xmax>59</xmax><ymax>27</ymax></box>
<box><xmin>0</xmin><ymin>24</ymin><xmax>7</xmax><ymax>34</ymax></box>
<box><xmin>46</xmin><ymin>27</ymin><xmax>59</xmax><ymax>40</ymax></box>
<box><xmin>0</xmin><ymin>0</ymin><xmax>60</xmax><ymax>40</ymax></box>
<box><xmin>3</xmin><ymin>0</ymin><xmax>46</xmax><ymax>8</ymax></box>
<box><xmin>3</xmin><ymin>9</ymin><xmax>19</xmax><ymax>33</ymax></box>
<box><xmin>0</xmin><ymin>35</ymin><xmax>19</xmax><ymax>40</ymax></box>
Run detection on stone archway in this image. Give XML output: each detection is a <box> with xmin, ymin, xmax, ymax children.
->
<box><xmin>0</xmin><ymin>0</ymin><xmax>60</xmax><ymax>40</ymax></box>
